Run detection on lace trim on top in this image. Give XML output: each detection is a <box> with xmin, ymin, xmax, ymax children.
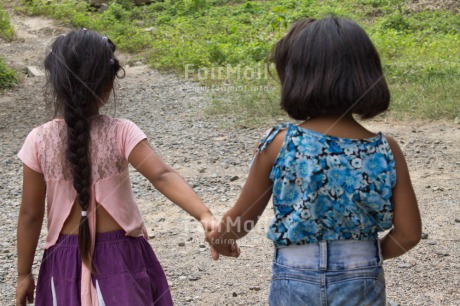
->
<box><xmin>35</xmin><ymin>115</ymin><xmax>127</xmax><ymax>182</ymax></box>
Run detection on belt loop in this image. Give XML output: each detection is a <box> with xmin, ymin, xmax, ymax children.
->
<box><xmin>319</xmin><ymin>241</ymin><xmax>327</xmax><ymax>270</ymax></box>
<box><xmin>274</xmin><ymin>246</ymin><xmax>278</xmax><ymax>261</ymax></box>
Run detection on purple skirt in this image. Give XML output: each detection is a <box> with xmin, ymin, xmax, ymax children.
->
<box><xmin>35</xmin><ymin>230</ymin><xmax>173</xmax><ymax>305</ymax></box>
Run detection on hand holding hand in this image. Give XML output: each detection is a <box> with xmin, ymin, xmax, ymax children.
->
<box><xmin>208</xmin><ymin>237</ymin><xmax>240</xmax><ymax>260</ymax></box>
<box><xmin>200</xmin><ymin>214</ymin><xmax>221</xmax><ymax>260</ymax></box>
<box><xmin>204</xmin><ymin>224</ymin><xmax>240</xmax><ymax>260</ymax></box>
<box><xmin>16</xmin><ymin>274</ymin><xmax>34</xmax><ymax>306</ymax></box>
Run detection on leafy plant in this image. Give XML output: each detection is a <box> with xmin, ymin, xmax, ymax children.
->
<box><xmin>0</xmin><ymin>57</ymin><xmax>17</xmax><ymax>90</ymax></box>
<box><xmin>0</xmin><ymin>4</ymin><xmax>15</xmax><ymax>41</ymax></box>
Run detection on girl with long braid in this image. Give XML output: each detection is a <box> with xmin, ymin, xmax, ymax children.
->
<box><xmin>15</xmin><ymin>29</ymin><xmax>232</xmax><ymax>306</ymax></box>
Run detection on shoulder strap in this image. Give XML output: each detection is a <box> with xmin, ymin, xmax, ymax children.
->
<box><xmin>256</xmin><ymin>123</ymin><xmax>291</xmax><ymax>153</ymax></box>
<box><xmin>250</xmin><ymin>123</ymin><xmax>291</xmax><ymax>167</ymax></box>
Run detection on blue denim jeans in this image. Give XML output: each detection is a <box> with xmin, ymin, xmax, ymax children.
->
<box><xmin>269</xmin><ymin>240</ymin><xmax>386</xmax><ymax>306</ymax></box>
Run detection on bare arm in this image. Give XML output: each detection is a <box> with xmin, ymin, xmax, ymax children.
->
<box><xmin>16</xmin><ymin>165</ymin><xmax>46</xmax><ymax>305</ymax></box>
<box><xmin>128</xmin><ymin>140</ymin><xmax>213</xmax><ymax>223</ymax></box>
<box><xmin>209</xmin><ymin>130</ymin><xmax>286</xmax><ymax>255</ymax></box>
<box><xmin>380</xmin><ymin>136</ymin><xmax>422</xmax><ymax>260</ymax></box>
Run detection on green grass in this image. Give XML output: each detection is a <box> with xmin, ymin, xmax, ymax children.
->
<box><xmin>0</xmin><ymin>5</ymin><xmax>16</xmax><ymax>90</ymax></box>
<box><xmin>0</xmin><ymin>3</ymin><xmax>14</xmax><ymax>41</ymax></box>
<box><xmin>0</xmin><ymin>57</ymin><xmax>17</xmax><ymax>90</ymax></box>
<box><xmin>16</xmin><ymin>0</ymin><xmax>460</xmax><ymax>122</ymax></box>
<box><xmin>390</xmin><ymin>77</ymin><xmax>460</xmax><ymax>119</ymax></box>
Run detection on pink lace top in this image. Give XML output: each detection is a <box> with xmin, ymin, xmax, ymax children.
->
<box><xmin>18</xmin><ymin>115</ymin><xmax>148</xmax><ymax>306</ymax></box>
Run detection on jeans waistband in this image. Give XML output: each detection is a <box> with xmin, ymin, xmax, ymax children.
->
<box><xmin>275</xmin><ymin>239</ymin><xmax>382</xmax><ymax>271</ymax></box>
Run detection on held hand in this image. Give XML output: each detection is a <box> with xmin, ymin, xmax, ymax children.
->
<box><xmin>205</xmin><ymin>228</ymin><xmax>241</xmax><ymax>260</ymax></box>
<box><xmin>200</xmin><ymin>215</ymin><xmax>241</xmax><ymax>260</ymax></box>
<box><xmin>16</xmin><ymin>274</ymin><xmax>35</xmax><ymax>306</ymax></box>
<box><xmin>200</xmin><ymin>214</ymin><xmax>222</xmax><ymax>260</ymax></box>
<box><xmin>200</xmin><ymin>213</ymin><xmax>219</xmax><ymax>237</ymax></box>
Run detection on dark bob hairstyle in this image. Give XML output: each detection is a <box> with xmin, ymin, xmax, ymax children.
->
<box><xmin>271</xmin><ymin>17</ymin><xmax>390</xmax><ymax>120</ymax></box>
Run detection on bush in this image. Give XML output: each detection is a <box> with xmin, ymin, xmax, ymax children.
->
<box><xmin>0</xmin><ymin>58</ymin><xmax>17</xmax><ymax>90</ymax></box>
<box><xmin>0</xmin><ymin>5</ymin><xmax>15</xmax><ymax>41</ymax></box>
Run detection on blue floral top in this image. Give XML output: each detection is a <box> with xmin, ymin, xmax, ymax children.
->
<box><xmin>257</xmin><ymin>123</ymin><xmax>396</xmax><ymax>246</ymax></box>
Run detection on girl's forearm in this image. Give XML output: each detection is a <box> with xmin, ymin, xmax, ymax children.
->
<box><xmin>151</xmin><ymin>171</ymin><xmax>212</xmax><ymax>221</ymax></box>
<box><xmin>217</xmin><ymin>208</ymin><xmax>258</xmax><ymax>241</ymax></box>
<box><xmin>17</xmin><ymin>212</ymin><xmax>43</xmax><ymax>277</ymax></box>
<box><xmin>379</xmin><ymin>230</ymin><xmax>421</xmax><ymax>260</ymax></box>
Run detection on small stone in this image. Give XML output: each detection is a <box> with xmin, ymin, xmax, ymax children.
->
<box><xmin>232</xmin><ymin>292</ymin><xmax>238</xmax><ymax>297</ymax></box>
<box><xmin>435</xmin><ymin>252</ymin><xmax>449</xmax><ymax>257</ymax></box>
<box><xmin>387</xmin><ymin>301</ymin><xmax>400</xmax><ymax>306</ymax></box>
<box><xmin>178</xmin><ymin>242</ymin><xmax>185</xmax><ymax>247</ymax></box>
<box><xmin>199</xmin><ymin>244</ymin><xmax>206</xmax><ymax>248</ymax></box>
<box><xmin>249</xmin><ymin>286</ymin><xmax>261</xmax><ymax>291</ymax></box>
<box><xmin>179</xmin><ymin>275</ymin><xmax>187</xmax><ymax>280</ymax></box>
<box><xmin>455</xmin><ymin>218</ymin><xmax>460</xmax><ymax>223</ymax></box>
<box><xmin>230</xmin><ymin>175</ymin><xmax>239</xmax><ymax>182</ymax></box>
<box><xmin>144</xmin><ymin>27</ymin><xmax>158</xmax><ymax>34</ymax></box>
<box><xmin>421</xmin><ymin>233</ymin><xmax>428</xmax><ymax>239</ymax></box>
<box><xmin>428</xmin><ymin>241</ymin><xmax>437</xmax><ymax>245</ymax></box>
<box><xmin>185</xmin><ymin>296</ymin><xmax>192</xmax><ymax>302</ymax></box>
<box><xmin>2</xmin><ymin>249</ymin><xmax>10</xmax><ymax>254</ymax></box>
<box><xmin>27</xmin><ymin>66</ymin><xmax>45</xmax><ymax>77</ymax></box>
<box><xmin>398</xmin><ymin>262</ymin><xmax>413</xmax><ymax>268</ymax></box>
<box><xmin>199</xmin><ymin>168</ymin><xmax>206</xmax><ymax>173</ymax></box>
<box><xmin>188</xmin><ymin>275</ymin><xmax>201</xmax><ymax>281</ymax></box>
<box><xmin>148</xmin><ymin>234</ymin><xmax>155</xmax><ymax>239</ymax></box>
<box><xmin>98</xmin><ymin>3</ymin><xmax>108</xmax><ymax>12</ymax></box>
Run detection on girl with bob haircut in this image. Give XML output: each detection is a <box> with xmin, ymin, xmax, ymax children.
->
<box><xmin>209</xmin><ymin>16</ymin><xmax>421</xmax><ymax>305</ymax></box>
<box><xmin>15</xmin><ymin>29</ymin><xmax>226</xmax><ymax>306</ymax></box>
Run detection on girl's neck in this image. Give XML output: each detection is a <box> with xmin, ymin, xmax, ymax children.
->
<box><xmin>299</xmin><ymin>115</ymin><xmax>376</xmax><ymax>139</ymax></box>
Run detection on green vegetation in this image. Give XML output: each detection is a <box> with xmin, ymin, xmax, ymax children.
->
<box><xmin>0</xmin><ymin>57</ymin><xmax>16</xmax><ymax>90</ymax></box>
<box><xmin>0</xmin><ymin>5</ymin><xmax>16</xmax><ymax>90</ymax></box>
<box><xmin>0</xmin><ymin>3</ymin><xmax>14</xmax><ymax>41</ymax></box>
<box><xmin>17</xmin><ymin>0</ymin><xmax>460</xmax><ymax>121</ymax></box>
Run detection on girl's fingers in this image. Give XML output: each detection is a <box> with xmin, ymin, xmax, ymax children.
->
<box><xmin>230</xmin><ymin>243</ymin><xmax>241</xmax><ymax>257</ymax></box>
<box><xmin>210</xmin><ymin>246</ymin><xmax>220</xmax><ymax>261</ymax></box>
<box><xmin>28</xmin><ymin>284</ymin><xmax>34</xmax><ymax>303</ymax></box>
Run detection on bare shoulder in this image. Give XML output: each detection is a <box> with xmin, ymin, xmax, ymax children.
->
<box><xmin>255</xmin><ymin>126</ymin><xmax>289</xmax><ymax>165</ymax></box>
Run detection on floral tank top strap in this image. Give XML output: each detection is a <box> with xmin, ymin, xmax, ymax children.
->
<box><xmin>250</xmin><ymin>123</ymin><xmax>291</xmax><ymax>166</ymax></box>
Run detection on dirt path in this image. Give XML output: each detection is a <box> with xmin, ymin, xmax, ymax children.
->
<box><xmin>1</xmin><ymin>12</ymin><xmax>459</xmax><ymax>306</ymax></box>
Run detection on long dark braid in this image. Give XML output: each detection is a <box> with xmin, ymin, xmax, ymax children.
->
<box><xmin>44</xmin><ymin>29</ymin><xmax>122</xmax><ymax>268</ymax></box>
